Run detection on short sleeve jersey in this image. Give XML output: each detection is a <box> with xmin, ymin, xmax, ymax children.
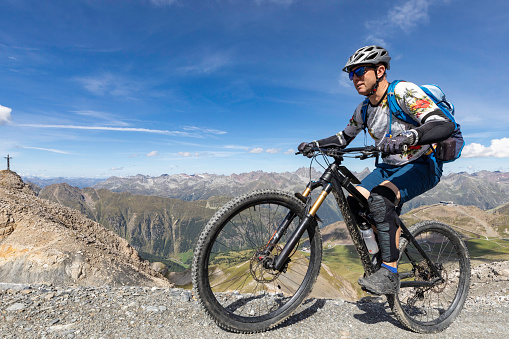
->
<box><xmin>343</xmin><ymin>81</ymin><xmax>449</xmax><ymax>166</ymax></box>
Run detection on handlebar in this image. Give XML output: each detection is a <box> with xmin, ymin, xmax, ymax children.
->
<box><xmin>296</xmin><ymin>144</ymin><xmax>407</xmax><ymax>158</ymax></box>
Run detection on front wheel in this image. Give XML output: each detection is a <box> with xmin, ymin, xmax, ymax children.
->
<box><xmin>192</xmin><ymin>190</ymin><xmax>322</xmax><ymax>333</ymax></box>
<box><xmin>388</xmin><ymin>221</ymin><xmax>470</xmax><ymax>333</ymax></box>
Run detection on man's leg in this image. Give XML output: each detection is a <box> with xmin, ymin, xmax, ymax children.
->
<box><xmin>353</xmin><ymin>182</ymin><xmax>402</xmax><ymax>266</ymax></box>
<box><xmin>357</xmin><ymin>181</ymin><xmax>401</xmax><ymax>295</ymax></box>
<box><xmin>356</xmin><ymin>157</ymin><xmax>442</xmax><ymax>294</ymax></box>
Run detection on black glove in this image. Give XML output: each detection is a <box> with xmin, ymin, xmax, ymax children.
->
<box><xmin>379</xmin><ymin>131</ymin><xmax>416</xmax><ymax>154</ymax></box>
<box><xmin>298</xmin><ymin>141</ymin><xmax>318</xmax><ymax>157</ymax></box>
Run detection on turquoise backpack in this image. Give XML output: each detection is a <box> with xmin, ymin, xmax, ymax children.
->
<box><xmin>361</xmin><ymin>80</ymin><xmax>464</xmax><ymax>162</ymax></box>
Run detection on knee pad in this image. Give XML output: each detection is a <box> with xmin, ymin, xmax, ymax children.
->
<box><xmin>368</xmin><ymin>186</ymin><xmax>400</xmax><ymax>262</ymax></box>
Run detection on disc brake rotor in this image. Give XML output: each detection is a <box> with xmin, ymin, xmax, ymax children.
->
<box><xmin>414</xmin><ymin>260</ymin><xmax>448</xmax><ymax>294</ymax></box>
<box><xmin>250</xmin><ymin>245</ymin><xmax>283</xmax><ymax>283</ymax></box>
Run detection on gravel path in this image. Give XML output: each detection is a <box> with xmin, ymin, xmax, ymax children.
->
<box><xmin>1</xmin><ymin>282</ymin><xmax>507</xmax><ymax>339</ymax></box>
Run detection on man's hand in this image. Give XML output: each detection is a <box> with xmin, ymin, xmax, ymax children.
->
<box><xmin>379</xmin><ymin>131</ymin><xmax>416</xmax><ymax>154</ymax></box>
<box><xmin>298</xmin><ymin>141</ymin><xmax>318</xmax><ymax>157</ymax></box>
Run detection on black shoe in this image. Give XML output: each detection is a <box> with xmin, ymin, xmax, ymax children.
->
<box><xmin>358</xmin><ymin>267</ymin><xmax>400</xmax><ymax>295</ymax></box>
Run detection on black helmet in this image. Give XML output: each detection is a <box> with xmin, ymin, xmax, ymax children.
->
<box><xmin>343</xmin><ymin>45</ymin><xmax>391</xmax><ymax>72</ymax></box>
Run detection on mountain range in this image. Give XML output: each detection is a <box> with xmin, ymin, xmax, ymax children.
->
<box><xmin>41</xmin><ymin>169</ymin><xmax>508</xmax><ymax>211</ymax></box>
<box><xmin>2</xmin><ymin>168</ymin><xmax>509</xmax><ymax>317</ymax></box>
<box><xmin>35</xmin><ymin>169</ymin><xmax>509</xmax><ymax>269</ymax></box>
<box><xmin>27</xmin><ymin>169</ymin><xmax>509</xmax><ymax>212</ymax></box>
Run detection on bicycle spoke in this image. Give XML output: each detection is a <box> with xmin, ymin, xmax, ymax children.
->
<box><xmin>392</xmin><ymin>222</ymin><xmax>469</xmax><ymax>333</ymax></box>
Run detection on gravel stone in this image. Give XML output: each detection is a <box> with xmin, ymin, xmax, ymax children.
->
<box><xmin>5</xmin><ymin>303</ymin><xmax>26</xmax><ymax>312</ymax></box>
<box><xmin>0</xmin><ymin>280</ymin><xmax>507</xmax><ymax>339</ymax></box>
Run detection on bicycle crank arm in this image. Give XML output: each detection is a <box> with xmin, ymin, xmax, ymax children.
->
<box><xmin>400</xmin><ymin>277</ymin><xmax>443</xmax><ymax>289</ymax></box>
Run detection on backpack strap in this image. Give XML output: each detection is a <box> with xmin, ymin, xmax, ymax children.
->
<box><xmin>361</xmin><ymin>98</ymin><xmax>370</xmax><ymax>132</ymax></box>
<box><xmin>387</xmin><ymin>80</ymin><xmax>420</xmax><ymax>128</ymax></box>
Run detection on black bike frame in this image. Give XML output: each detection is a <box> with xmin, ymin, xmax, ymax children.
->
<box><xmin>268</xmin><ymin>148</ymin><xmax>444</xmax><ymax>287</ymax></box>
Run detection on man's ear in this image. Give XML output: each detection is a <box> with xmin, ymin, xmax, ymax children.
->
<box><xmin>377</xmin><ymin>64</ymin><xmax>386</xmax><ymax>78</ymax></box>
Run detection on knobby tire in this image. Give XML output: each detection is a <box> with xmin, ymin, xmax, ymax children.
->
<box><xmin>388</xmin><ymin>221</ymin><xmax>470</xmax><ymax>333</ymax></box>
<box><xmin>192</xmin><ymin>190</ymin><xmax>322</xmax><ymax>333</ymax></box>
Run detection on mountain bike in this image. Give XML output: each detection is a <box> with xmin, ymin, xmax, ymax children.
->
<box><xmin>192</xmin><ymin>146</ymin><xmax>470</xmax><ymax>334</ymax></box>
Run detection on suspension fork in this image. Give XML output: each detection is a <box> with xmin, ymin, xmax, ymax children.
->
<box><xmin>271</xmin><ymin>166</ymin><xmax>337</xmax><ymax>271</ymax></box>
<box><xmin>262</xmin><ymin>183</ymin><xmax>314</xmax><ymax>253</ymax></box>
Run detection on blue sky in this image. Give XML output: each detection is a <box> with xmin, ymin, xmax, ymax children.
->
<box><xmin>1</xmin><ymin>0</ymin><xmax>508</xmax><ymax>178</ymax></box>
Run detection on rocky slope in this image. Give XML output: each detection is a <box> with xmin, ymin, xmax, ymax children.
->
<box><xmin>0</xmin><ymin>170</ymin><xmax>170</xmax><ymax>287</ymax></box>
<box><xmin>38</xmin><ymin>183</ymin><xmax>221</xmax><ymax>263</ymax></box>
<box><xmin>0</xmin><ymin>261</ymin><xmax>507</xmax><ymax>338</ymax></box>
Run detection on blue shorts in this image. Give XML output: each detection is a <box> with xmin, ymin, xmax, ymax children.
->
<box><xmin>360</xmin><ymin>155</ymin><xmax>443</xmax><ymax>203</ymax></box>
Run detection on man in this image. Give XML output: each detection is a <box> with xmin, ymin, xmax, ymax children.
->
<box><xmin>298</xmin><ymin>45</ymin><xmax>455</xmax><ymax>295</ymax></box>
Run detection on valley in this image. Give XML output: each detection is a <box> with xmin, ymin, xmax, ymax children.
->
<box><xmin>32</xmin><ymin>169</ymin><xmax>509</xmax><ymax>299</ymax></box>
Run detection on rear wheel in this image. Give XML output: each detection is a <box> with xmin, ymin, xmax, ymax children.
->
<box><xmin>388</xmin><ymin>221</ymin><xmax>470</xmax><ymax>333</ymax></box>
<box><xmin>192</xmin><ymin>190</ymin><xmax>322</xmax><ymax>333</ymax></box>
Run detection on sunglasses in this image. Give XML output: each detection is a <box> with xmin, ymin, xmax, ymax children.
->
<box><xmin>349</xmin><ymin>66</ymin><xmax>376</xmax><ymax>81</ymax></box>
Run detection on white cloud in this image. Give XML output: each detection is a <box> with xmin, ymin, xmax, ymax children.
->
<box><xmin>255</xmin><ymin>0</ymin><xmax>294</xmax><ymax>6</ymax></box>
<box><xmin>0</xmin><ymin>105</ymin><xmax>12</xmax><ymax>125</ymax></box>
<box><xmin>110</xmin><ymin>166</ymin><xmax>124</xmax><ymax>171</ymax></box>
<box><xmin>284</xmin><ymin>149</ymin><xmax>295</xmax><ymax>155</ymax></box>
<box><xmin>73</xmin><ymin>110</ymin><xmax>130</xmax><ymax>127</ymax></box>
<box><xmin>224</xmin><ymin>145</ymin><xmax>249</xmax><ymax>150</ymax></box>
<box><xmin>23</xmin><ymin>146</ymin><xmax>70</xmax><ymax>154</ymax></box>
<box><xmin>365</xmin><ymin>0</ymin><xmax>432</xmax><ymax>41</ymax></box>
<box><xmin>179</xmin><ymin>52</ymin><xmax>232</xmax><ymax>75</ymax></box>
<box><xmin>265</xmin><ymin>148</ymin><xmax>280</xmax><ymax>154</ymax></box>
<box><xmin>338</xmin><ymin>73</ymin><xmax>352</xmax><ymax>89</ymax></box>
<box><xmin>75</xmin><ymin>73</ymin><xmax>142</xmax><ymax>99</ymax></box>
<box><xmin>16</xmin><ymin>123</ymin><xmax>212</xmax><ymax>138</ymax></box>
<box><xmin>178</xmin><ymin>152</ymin><xmax>199</xmax><ymax>157</ymax></box>
<box><xmin>461</xmin><ymin>138</ymin><xmax>509</xmax><ymax>158</ymax></box>
<box><xmin>150</xmin><ymin>0</ymin><xmax>179</xmax><ymax>6</ymax></box>
<box><xmin>365</xmin><ymin>35</ymin><xmax>389</xmax><ymax>48</ymax></box>
<box><xmin>183</xmin><ymin>126</ymin><xmax>227</xmax><ymax>135</ymax></box>
<box><xmin>250</xmin><ymin>148</ymin><xmax>264</xmax><ymax>153</ymax></box>
<box><xmin>147</xmin><ymin>151</ymin><xmax>159</xmax><ymax>157</ymax></box>
<box><xmin>387</xmin><ymin>0</ymin><xmax>429</xmax><ymax>32</ymax></box>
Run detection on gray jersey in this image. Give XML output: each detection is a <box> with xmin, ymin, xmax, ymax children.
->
<box><xmin>339</xmin><ymin>81</ymin><xmax>448</xmax><ymax>166</ymax></box>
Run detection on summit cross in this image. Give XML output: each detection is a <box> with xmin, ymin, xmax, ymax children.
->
<box><xmin>4</xmin><ymin>154</ymin><xmax>12</xmax><ymax>170</ymax></box>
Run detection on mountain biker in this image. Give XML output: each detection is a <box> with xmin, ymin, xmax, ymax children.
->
<box><xmin>298</xmin><ymin>45</ymin><xmax>455</xmax><ymax>295</ymax></box>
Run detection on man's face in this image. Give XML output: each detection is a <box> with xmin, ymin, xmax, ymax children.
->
<box><xmin>351</xmin><ymin>65</ymin><xmax>378</xmax><ymax>96</ymax></box>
